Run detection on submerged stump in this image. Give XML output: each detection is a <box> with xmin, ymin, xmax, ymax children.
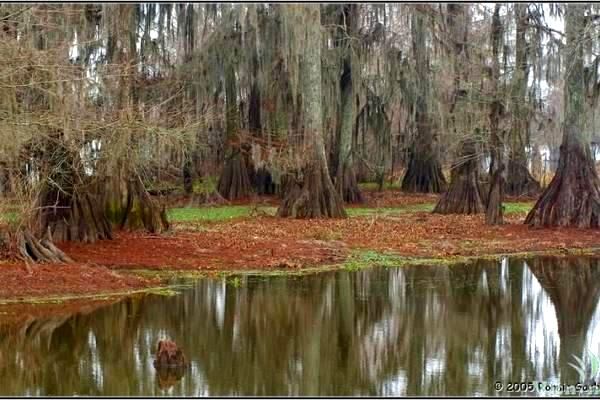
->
<box><xmin>153</xmin><ymin>339</ymin><xmax>187</xmax><ymax>369</ymax></box>
<box><xmin>153</xmin><ymin>339</ymin><xmax>187</xmax><ymax>389</ymax></box>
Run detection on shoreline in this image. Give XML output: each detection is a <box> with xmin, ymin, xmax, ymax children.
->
<box><xmin>0</xmin><ymin>245</ymin><xmax>599</xmax><ymax>306</ymax></box>
<box><xmin>1</xmin><ymin>193</ymin><xmax>600</xmax><ymax>306</ymax></box>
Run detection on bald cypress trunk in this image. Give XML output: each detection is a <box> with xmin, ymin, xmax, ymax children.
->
<box><xmin>434</xmin><ymin>138</ymin><xmax>484</xmax><ymax>214</ymax></box>
<box><xmin>278</xmin><ymin>5</ymin><xmax>346</xmax><ymax>218</ymax></box>
<box><xmin>506</xmin><ymin>4</ymin><xmax>540</xmax><ymax>197</ymax></box>
<box><xmin>526</xmin><ymin>4</ymin><xmax>600</xmax><ymax>228</ymax></box>
<box><xmin>433</xmin><ymin>4</ymin><xmax>484</xmax><ymax>214</ymax></box>
<box><xmin>335</xmin><ymin>4</ymin><xmax>363</xmax><ymax>203</ymax></box>
<box><xmin>485</xmin><ymin>4</ymin><xmax>505</xmax><ymax>225</ymax></box>
<box><xmin>217</xmin><ymin>64</ymin><xmax>253</xmax><ymax>200</ymax></box>
<box><xmin>401</xmin><ymin>9</ymin><xmax>446</xmax><ymax>194</ymax></box>
<box><xmin>103</xmin><ymin>4</ymin><xmax>169</xmax><ymax>234</ymax></box>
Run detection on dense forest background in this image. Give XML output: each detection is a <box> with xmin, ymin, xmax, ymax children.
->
<box><xmin>1</xmin><ymin>3</ymin><xmax>600</xmax><ymax>262</ymax></box>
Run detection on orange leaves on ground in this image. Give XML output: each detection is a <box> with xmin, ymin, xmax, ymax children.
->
<box><xmin>60</xmin><ymin>208</ymin><xmax>600</xmax><ymax>273</ymax></box>
<box><xmin>4</xmin><ymin>193</ymin><xmax>600</xmax><ymax>301</ymax></box>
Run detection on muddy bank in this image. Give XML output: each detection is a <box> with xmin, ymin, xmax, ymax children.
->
<box><xmin>0</xmin><ymin>262</ymin><xmax>159</xmax><ymax>301</ymax></box>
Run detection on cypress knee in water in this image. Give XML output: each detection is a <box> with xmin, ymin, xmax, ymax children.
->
<box><xmin>153</xmin><ymin>339</ymin><xmax>187</xmax><ymax>368</ymax></box>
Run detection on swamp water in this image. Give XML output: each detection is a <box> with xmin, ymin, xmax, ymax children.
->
<box><xmin>1</xmin><ymin>256</ymin><xmax>600</xmax><ymax>396</ymax></box>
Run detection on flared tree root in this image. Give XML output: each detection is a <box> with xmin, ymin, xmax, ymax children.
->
<box><xmin>434</xmin><ymin>140</ymin><xmax>484</xmax><ymax>214</ymax></box>
<box><xmin>217</xmin><ymin>152</ymin><xmax>253</xmax><ymax>200</ymax></box>
<box><xmin>336</xmin><ymin>165</ymin><xmax>364</xmax><ymax>203</ymax></box>
<box><xmin>525</xmin><ymin>143</ymin><xmax>600</xmax><ymax>228</ymax></box>
<box><xmin>120</xmin><ymin>177</ymin><xmax>170</xmax><ymax>234</ymax></box>
<box><xmin>42</xmin><ymin>191</ymin><xmax>113</xmax><ymax>244</ymax></box>
<box><xmin>401</xmin><ymin>154</ymin><xmax>447</xmax><ymax>193</ymax></box>
<box><xmin>485</xmin><ymin>164</ymin><xmax>506</xmax><ymax>225</ymax></box>
<box><xmin>17</xmin><ymin>229</ymin><xmax>73</xmax><ymax>264</ymax></box>
<box><xmin>506</xmin><ymin>159</ymin><xmax>541</xmax><ymax>197</ymax></box>
<box><xmin>278</xmin><ymin>166</ymin><xmax>347</xmax><ymax>218</ymax></box>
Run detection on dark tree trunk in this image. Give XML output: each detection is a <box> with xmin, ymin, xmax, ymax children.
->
<box><xmin>217</xmin><ymin>151</ymin><xmax>253</xmax><ymax>200</ymax></box>
<box><xmin>253</xmin><ymin>166</ymin><xmax>276</xmax><ymax>196</ymax></box>
<box><xmin>277</xmin><ymin>5</ymin><xmax>346</xmax><ymax>219</ymax></box>
<box><xmin>17</xmin><ymin>229</ymin><xmax>73</xmax><ymax>264</ymax></box>
<box><xmin>526</xmin><ymin>4</ymin><xmax>600</xmax><ymax>228</ymax></box>
<box><xmin>337</xmin><ymin>165</ymin><xmax>363</xmax><ymax>204</ymax></box>
<box><xmin>18</xmin><ymin>134</ymin><xmax>112</xmax><ymax>262</ymax></box>
<box><xmin>506</xmin><ymin>4</ymin><xmax>540</xmax><ymax>197</ymax></box>
<box><xmin>182</xmin><ymin>155</ymin><xmax>193</xmax><ymax>194</ymax></box>
<box><xmin>401</xmin><ymin>148</ymin><xmax>447</xmax><ymax>193</ymax></box>
<box><xmin>217</xmin><ymin>63</ymin><xmax>253</xmax><ymax>200</ymax></box>
<box><xmin>486</xmin><ymin>4</ymin><xmax>505</xmax><ymax>225</ymax></box>
<box><xmin>505</xmin><ymin>158</ymin><xmax>540</xmax><ymax>197</ymax></box>
<box><xmin>105</xmin><ymin>163</ymin><xmax>169</xmax><ymax>234</ymax></box>
<box><xmin>525</xmin><ymin>137</ymin><xmax>600</xmax><ymax>227</ymax></box>
<box><xmin>32</xmin><ymin>137</ymin><xmax>112</xmax><ymax>245</ymax></box>
<box><xmin>335</xmin><ymin>4</ymin><xmax>363</xmax><ymax>203</ymax></box>
<box><xmin>401</xmin><ymin>9</ymin><xmax>446</xmax><ymax>194</ymax></box>
<box><xmin>40</xmin><ymin>186</ymin><xmax>113</xmax><ymax>244</ymax></box>
<box><xmin>278</xmin><ymin>164</ymin><xmax>347</xmax><ymax>218</ymax></box>
<box><xmin>119</xmin><ymin>177</ymin><xmax>170</xmax><ymax>234</ymax></box>
<box><xmin>486</xmin><ymin>164</ymin><xmax>505</xmax><ymax>224</ymax></box>
<box><xmin>434</xmin><ymin>4</ymin><xmax>482</xmax><ymax>214</ymax></box>
<box><xmin>434</xmin><ymin>138</ymin><xmax>484</xmax><ymax>214</ymax></box>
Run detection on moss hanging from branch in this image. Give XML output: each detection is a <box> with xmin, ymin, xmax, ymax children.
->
<box><xmin>506</xmin><ymin>4</ymin><xmax>541</xmax><ymax>197</ymax></box>
<box><xmin>486</xmin><ymin>4</ymin><xmax>506</xmax><ymax>225</ymax></box>
<box><xmin>400</xmin><ymin>8</ymin><xmax>446</xmax><ymax>194</ymax></box>
<box><xmin>217</xmin><ymin>61</ymin><xmax>253</xmax><ymax>200</ymax></box>
<box><xmin>334</xmin><ymin>4</ymin><xmax>363</xmax><ymax>203</ymax></box>
<box><xmin>277</xmin><ymin>5</ymin><xmax>346</xmax><ymax>219</ymax></box>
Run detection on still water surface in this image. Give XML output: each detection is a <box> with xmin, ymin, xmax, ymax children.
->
<box><xmin>1</xmin><ymin>256</ymin><xmax>600</xmax><ymax>396</ymax></box>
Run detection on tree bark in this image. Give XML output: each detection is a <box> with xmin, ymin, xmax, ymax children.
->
<box><xmin>486</xmin><ymin>4</ymin><xmax>505</xmax><ymax>225</ymax></box>
<box><xmin>278</xmin><ymin>5</ymin><xmax>346</xmax><ymax>218</ymax></box>
<box><xmin>217</xmin><ymin>63</ymin><xmax>253</xmax><ymax>200</ymax></box>
<box><xmin>119</xmin><ymin>176</ymin><xmax>170</xmax><ymax>234</ymax></box>
<box><xmin>401</xmin><ymin>9</ymin><xmax>446</xmax><ymax>194</ymax></box>
<box><xmin>506</xmin><ymin>4</ymin><xmax>540</xmax><ymax>197</ymax></box>
<box><xmin>526</xmin><ymin>4</ymin><xmax>600</xmax><ymax>228</ymax></box>
<box><xmin>433</xmin><ymin>138</ymin><xmax>484</xmax><ymax>214</ymax></box>
<box><xmin>433</xmin><ymin>4</ymin><xmax>484</xmax><ymax>214</ymax></box>
<box><xmin>335</xmin><ymin>5</ymin><xmax>363</xmax><ymax>203</ymax></box>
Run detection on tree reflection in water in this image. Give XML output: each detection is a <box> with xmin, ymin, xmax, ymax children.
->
<box><xmin>1</xmin><ymin>256</ymin><xmax>600</xmax><ymax>396</ymax></box>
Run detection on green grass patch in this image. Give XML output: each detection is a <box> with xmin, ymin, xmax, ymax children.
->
<box><xmin>168</xmin><ymin>205</ymin><xmax>277</xmax><ymax>222</ymax></box>
<box><xmin>504</xmin><ymin>202</ymin><xmax>534</xmax><ymax>215</ymax></box>
<box><xmin>343</xmin><ymin>250</ymin><xmax>406</xmax><ymax>270</ymax></box>
<box><xmin>0</xmin><ymin>211</ymin><xmax>18</xmax><ymax>223</ymax></box>
<box><xmin>343</xmin><ymin>250</ymin><xmax>479</xmax><ymax>271</ymax></box>
<box><xmin>347</xmin><ymin>201</ymin><xmax>532</xmax><ymax>218</ymax></box>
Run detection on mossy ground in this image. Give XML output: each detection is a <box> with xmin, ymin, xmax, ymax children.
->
<box><xmin>168</xmin><ymin>205</ymin><xmax>277</xmax><ymax>222</ymax></box>
<box><xmin>165</xmin><ymin>201</ymin><xmax>534</xmax><ymax>223</ymax></box>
